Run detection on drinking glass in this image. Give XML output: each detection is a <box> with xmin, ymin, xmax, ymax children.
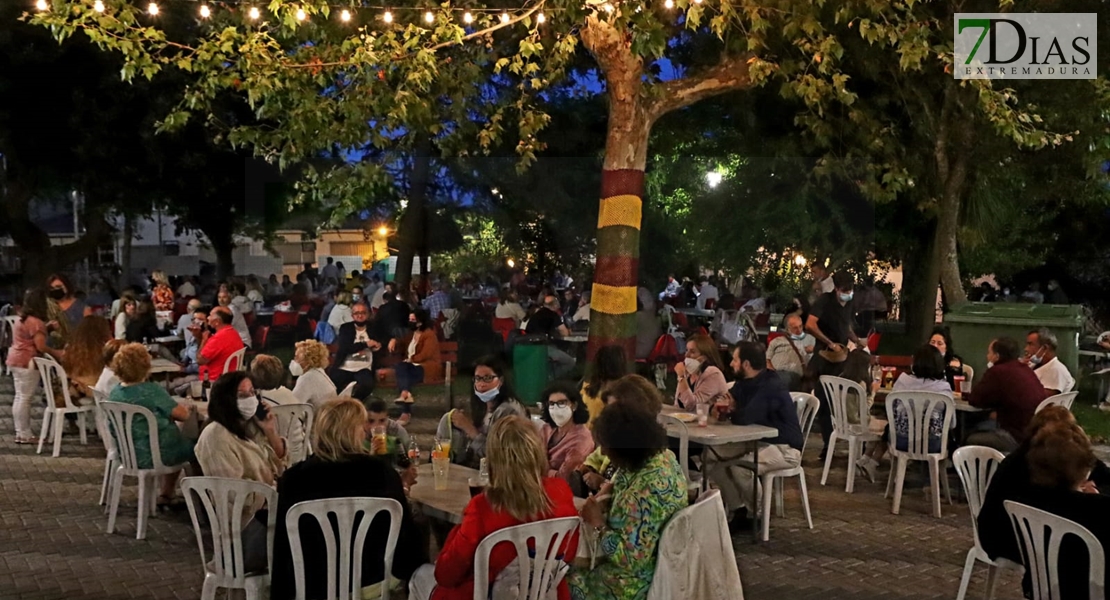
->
<box><xmin>371</xmin><ymin>426</ymin><xmax>388</xmax><ymax>455</ymax></box>
<box><xmin>695</xmin><ymin>403</ymin><xmax>710</xmax><ymax>427</ymax></box>
<box><xmin>432</xmin><ymin>456</ymin><xmax>450</xmax><ymax>491</ymax></box>
<box><xmin>959</xmin><ymin>380</ymin><xmax>972</xmax><ymax>395</ymax></box>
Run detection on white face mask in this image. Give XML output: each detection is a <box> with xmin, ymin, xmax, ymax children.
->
<box><xmin>986</xmin><ymin>361</ymin><xmax>995</xmax><ymax>369</ymax></box>
<box><xmin>289</xmin><ymin>360</ymin><xmax>304</xmax><ymax>377</ymax></box>
<box><xmin>476</xmin><ymin>386</ymin><xmax>500</xmax><ymax>403</ymax></box>
<box><xmin>549</xmin><ymin>405</ymin><xmax>573</xmax><ymax>427</ymax></box>
<box><xmin>237</xmin><ymin>395</ymin><xmax>259</xmax><ymax>420</ymax></box>
<box><xmin>683</xmin><ymin>357</ymin><xmax>702</xmax><ymax>375</ymax></box>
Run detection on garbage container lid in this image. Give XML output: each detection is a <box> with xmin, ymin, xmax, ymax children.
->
<box><xmin>944</xmin><ymin>302</ymin><xmax>1084</xmax><ymax>328</ymax></box>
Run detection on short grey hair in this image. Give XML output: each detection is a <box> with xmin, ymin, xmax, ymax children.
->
<box><xmin>1032</xmin><ymin>327</ymin><xmax>1058</xmax><ymax>351</ymax></box>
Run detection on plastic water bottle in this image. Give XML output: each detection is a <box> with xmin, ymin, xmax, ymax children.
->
<box><xmin>479</xmin><ymin>457</ymin><xmax>490</xmax><ymax>487</ymax></box>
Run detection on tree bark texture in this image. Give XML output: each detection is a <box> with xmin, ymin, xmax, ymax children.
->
<box><xmin>932</xmin><ymin>82</ymin><xmax>972</xmax><ymax>310</ymax></box>
<box><xmin>395</xmin><ymin>135</ymin><xmax>431</xmax><ymax>296</ymax></box>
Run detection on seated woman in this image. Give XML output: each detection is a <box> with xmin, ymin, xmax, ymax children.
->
<box><xmin>62</xmin><ymin>315</ymin><xmax>112</xmax><ymax>400</ymax></box>
<box><xmin>409</xmin><ymin>416</ymin><xmax>579</xmax><ymax>600</ymax></box>
<box><xmin>393</xmin><ymin>308</ymin><xmax>443</xmax><ymax>426</ymax></box>
<box><xmin>568</xmin><ymin>401</ymin><xmax>687</xmax><ymax>600</ymax></box>
<box><xmin>574</xmin><ymin>375</ymin><xmax>665</xmax><ymax>498</ymax></box>
<box><xmin>539</xmin><ymin>383</ymin><xmax>595</xmax><ymax>486</ymax></box>
<box><xmin>291</xmin><ymin>339</ymin><xmax>337</xmax><ymax>407</ymax></box>
<box><xmin>673</xmin><ymin>334</ymin><xmax>729</xmax><ymax>411</ymax></box>
<box><xmin>114</xmin><ymin>298</ymin><xmax>136</xmax><ymax>341</ymax></box>
<box><xmin>194</xmin><ymin>371</ymin><xmax>285</xmax><ymax>572</ymax></box>
<box><xmin>272</xmin><ymin>398</ymin><xmax>428</xmax><ymax>600</ymax></box>
<box><xmin>107</xmin><ymin>343</ymin><xmax>196</xmax><ymax>505</ymax></box>
<box><xmin>929</xmin><ymin>326</ymin><xmax>965</xmax><ymax>389</ymax></box>
<box><xmin>580</xmin><ymin>345</ymin><xmax>628</xmax><ymax>424</ymax></box>
<box><xmin>250</xmin><ymin>354</ymin><xmax>307</xmax><ymax>465</ymax></box>
<box><xmin>95</xmin><ymin>340</ymin><xmax>126</xmax><ymax>397</ymax></box>
<box><xmin>445</xmin><ymin>356</ymin><xmax>525</xmax><ymax>467</ymax></box>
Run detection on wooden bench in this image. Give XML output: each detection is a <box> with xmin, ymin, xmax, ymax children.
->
<box><xmin>375</xmin><ymin>341</ymin><xmax>459</xmax><ymax>408</ymax></box>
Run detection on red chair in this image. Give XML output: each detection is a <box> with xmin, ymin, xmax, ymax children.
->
<box><xmin>672</xmin><ymin>312</ymin><xmax>689</xmax><ymax>329</ymax></box>
<box><xmin>252</xmin><ymin>326</ymin><xmax>270</xmax><ymax>350</ymax></box>
<box><xmin>867</xmin><ymin>332</ymin><xmax>882</xmax><ymax>353</ymax></box>
<box><xmin>271</xmin><ymin>311</ymin><xmax>299</xmax><ymax>329</ymax></box>
<box><xmin>492</xmin><ymin>318</ymin><xmax>517</xmax><ymax>342</ymax></box>
<box><xmin>753</xmin><ymin>312</ymin><xmax>770</xmax><ymax>328</ymax></box>
<box><xmin>704</xmin><ymin>298</ymin><xmax>717</xmax><ymax>310</ymax></box>
<box><xmin>767</xmin><ymin>331</ymin><xmax>785</xmax><ymax>344</ymax></box>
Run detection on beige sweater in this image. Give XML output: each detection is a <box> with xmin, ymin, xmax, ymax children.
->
<box><xmin>195</xmin><ymin>421</ymin><xmax>281</xmax><ymax>519</ymax></box>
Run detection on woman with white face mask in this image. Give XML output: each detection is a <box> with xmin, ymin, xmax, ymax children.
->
<box><xmin>673</xmin><ymin>334</ymin><xmax>731</xmax><ymax>411</ymax></box>
<box><xmin>194</xmin><ymin>371</ymin><xmax>287</xmax><ymax>573</ymax></box>
<box><xmin>444</xmin><ymin>356</ymin><xmax>526</xmax><ymax>468</ymax></box>
<box><xmin>538</xmin><ymin>383</ymin><xmax>596</xmax><ymax>487</ymax></box>
<box><xmin>290</xmin><ymin>339</ymin><xmax>337</xmax><ymax>408</ymax></box>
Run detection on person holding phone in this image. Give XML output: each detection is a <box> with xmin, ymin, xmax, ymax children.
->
<box><xmin>195</xmin><ymin>371</ymin><xmax>287</xmax><ymax>573</ymax></box>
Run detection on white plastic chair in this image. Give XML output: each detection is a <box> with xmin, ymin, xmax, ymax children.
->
<box><xmin>1035</xmin><ymin>391</ymin><xmax>1078</xmax><ymax>414</ymax></box>
<box><xmin>953</xmin><ymin>446</ymin><xmax>1023</xmax><ymax>600</ymax></box>
<box><xmin>285</xmin><ymin>497</ymin><xmax>403</xmax><ymax>600</ymax></box>
<box><xmin>33</xmin><ymin>357</ymin><xmax>95</xmax><ymax>457</ymax></box>
<box><xmin>883</xmin><ymin>391</ymin><xmax>955</xmax><ymax>518</ymax></box>
<box><xmin>100</xmin><ymin>401</ymin><xmax>191</xmax><ymax>539</ymax></box>
<box><xmin>181</xmin><ymin>477</ymin><xmax>278</xmax><ymax>600</ymax></box>
<box><xmin>658</xmin><ymin>414</ymin><xmax>701</xmax><ymax>491</ymax></box>
<box><xmin>0</xmin><ymin>314</ymin><xmax>18</xmax><ymax>375</ymax></box>
<box><xmin>961</xmin><ymin>364</ymin><xmax>975</xmax><ymax>383</ymax></box>
<box><xmin>758</xmin><ymin>394</ymin><xmax>819</xmax><ymax>542</ymax></box>
<box><xmin>1004</xmin><ymin>500</ymin><xmax>1106</xmax><ymax>600</ymax></box>
<box><xmin>819</xmin><ymin>376</ymin><xmax>880</xmax><ymax>493</ymax></box>
<box><xmin>473</xmin><ymin>516</ymin><xmax>581</xmax><ymax>600</ymax></box>
<box><xmin>225</xmin><ymin>348</ymin><xmax>247</xmax><ymax>374</ymax></box>
<box><xmin>645</xmin><ymin>490</ymin><xmax>743</xmax><ymax>600</ymax></box>
<box><xmin>90</xmin><ymin>388</ymin><xmax>119</xmax><ymax>507</ymax></box>
<box><xmin>340</xmin><ymin>381</ymin><xmax>357</xmax><ymax>397</ymax></box>
<box><xmin>269</xmin><ymin>403</ymin><xmax>314</xmax><ymax>463</ymax></box>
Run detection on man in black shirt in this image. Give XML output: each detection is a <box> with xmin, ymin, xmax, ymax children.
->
<box><xmin>805</xmin><ymin>271</ymin><xmax>862</xmax><ymax>459</ymax></box>
<box><xmin>525</xmin><ymin>295</ymin><xmax>575</xmax><ymax>378</ymax></box>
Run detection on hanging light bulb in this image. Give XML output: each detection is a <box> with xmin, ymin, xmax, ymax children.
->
<box><xmin>199</xmin><ymin>4</ymin><xmax>210</xmax><ymax>17</ymax></box>
<box><xmin>693</xmin><ymin>0</ymin><xmax>702</xmax><ymax>3</ymax></box>
<box><xmin>499</xmin><ymin>11</ymin><xmax>509</xmax><ymax>23</ymax></box>
<box><xmin>382</xmin><ymin>9</ymin><xmax>393</xmax><ymax>23</ymax></box>
<box><xmin>147</xmin><ymin>1</ymin><xmax>158</xmax><ymax>15</ymax></box>
<box><xmin>423</xmin><ymin>10</ymin><xmax>434</xmax><ymax>23</ymax></box>
<box><xmin>664</xmin><ymin>0</ymin><xmax>674</xmax><ymax>8</ymax></box>
<box><xmin>248</xmin><ymin>6</ymin><xmax>260</xmax><ymax>19</ymax></box>
<box><xmin>35</xmin><ymin>0</ymin><xmax>49</xmax><ymax>11</ymax></box>
<box><xmin>462</xmin><ymin>11</ymin><xmax>473</xmax><ymax>24</ymax></box>
<box><xmin>536</xmin><ymin>12</ymin><xmax>545</xmax><ymax>23</ymax></box>
<box><xmin>92</xmin><ymin>0</ymin><xmax>104</xmax><ymax>11</ymax></box>
<box><xmin>339</xmin><ymin>8</ymin><xmax>350</xmax><ymax>21</ymax></box>
<box><xmin>295</xmin><ymin>7</ymin><xmax>306</xmax><ymax>21</ymax></box>
<box><xmin>601</xmin><ymin>2</ymin><xmax>614</xmax><ymax>13</ymax></box>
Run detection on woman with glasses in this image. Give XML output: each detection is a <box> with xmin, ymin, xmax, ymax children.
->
<box><xmin>538</xmin><ymin>382</ymin><xmax>595</xmax><ymax>486</ymax></box>
<box><xmin>446</xmin><ymin>356</ymin><xmax>525</xmax><ymax>467</ymax></box>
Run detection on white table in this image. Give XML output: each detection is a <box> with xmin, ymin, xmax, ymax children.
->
<box><xmin>673</xmin><ymin>307</ymin><xmax>715</xmax><ymax>318</ymax></box>
<box><xmin>562</xmin><ymin>335</ymin><xmax>588</xmax><ymax>344</ymax></box>
<box><xmin>411</xmin><ymin>463</ymin><xmax>585</xmax><ymax>525</ymax></box>
<box><xmin>150</xmin><ymin>358</ymin><xmax>182</xmax><ymax>374</ymax></box>
<box><xmin>154</xmin><ymin>335</ymin><xmax>183</xmax><ymax>344</ymax></box>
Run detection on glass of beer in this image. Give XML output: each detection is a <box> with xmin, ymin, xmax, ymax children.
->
<box><xmin>468</xmin><ymin>477</ymin><xmax>485</xmax><ymax>497</ymax></box>
<box><xmin>714</xmin><ymin>398</ymin><xmax>731</xmax><ymax>421</ymax></box>
<box><xmin>371</xmin><ymin>426</ymin><xmax>388</xmax><ymax>454</ymax></box>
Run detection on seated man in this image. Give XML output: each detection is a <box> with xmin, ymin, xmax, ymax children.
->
<box><xmin>329</xmin><ymin>303</ymin><xmax>382</xmax><ymax>394</ymax></box>
<box><xmin>196</xmin><ymin>306</ymin><xmax>245</xmax><ymax>381</ymax></box>
<box><xmin>362</xmin><ymin>396</ymin><xmax>413</xmax><ymax>458</ymax></box>
<box><xmin>696</xmin><ymin>278</ymin><xmax>719</xmax><ymax>310</ymax></box>
<box><xmin>525</xmin><ymin>295</ymin><xmax>575</xmax><ymax>379</ymax></box>
<box><xmin>1025</xmin><ymin>327</ymin><xmax>1075</xmax><ymax>395</ymax></box>
<box><xmin>966</xmin><ymin>337</ymin><xmax>1048</xmax><ymax>453</ymax></box>
<box><xmin>178</xmin><ymin>304</ymin><xmax>207</xmax><ymax>375</ymax></box>
<box><xmin>217</xmin><ymin>287</ymin><xmax>252</xmax><ymax>348</ymax></box>
<box><xmin>707</xmin><ymin>341</ymin><xmax>804</xmax><ymax>531</ymax></box>
<box><xmin>659</xmin><ymin>274</ymin><xmax>681</xmax><ymax>300</ymax></box>
<box><xmin>766</xmin><ymin>314</ymin><xmax>814</xmax><ymax>391</ymax></box>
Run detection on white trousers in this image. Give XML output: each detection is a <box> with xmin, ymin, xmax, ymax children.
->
<box><xmin>409</xmin><ymin>563</ymin><xmax>437</xmax><ymax>600</ymax></box>
<box><xmin>707</xmin><ymin>443</ymin><xmax>801</xmax><ymax>513</ymax></box>
<box><xmin>11</xmin><ymin>366</ymin><xmax>41</xmax><ymax>439</ymax></box>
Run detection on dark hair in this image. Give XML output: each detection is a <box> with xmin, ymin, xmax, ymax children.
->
<box><xmin>840</xmin><ymin>349</ymin><xmax>873</xmax><ymax>385</ymax></box>
<box><xmin>930</xmin><ymin>326</ymin><xmax>956</xmax><ymax>361</ymax></box>
<box><xmin>350</xmin><ymin>382</ymin><xmax>377</xmax><ymax>401</ymax></box>
<box><xmin>45</xmin><ymin>273</ymin><xmax>75</xmax><ymax>296</ymax></box>
<box><xmin>363</xmin><ymin>396</ymin><xmax>389</xmax><ymax>415</ymax></box>
<box><xmin>734</xmin><ymin>341</ymin><xmax>766</xmax><ymax>372</ymax></box>
<box><xmin>208</xmin><ymin>371</ymin><xmax>253</xmax><ymax>441</ymax></box>
<box><xmin>832</xmin><ymin>271</ymin><xmax>854</xmax><ymax>291</ymax></box>
<box><xmin>910</xmin><ymin>344</ymin><xmax>946</xmax><ymax>381</ymax></box>
<box><xmin>19</xmin><ymin>288</ymin><xmax>50</xmax><ymax>322</ymax></box>
<box><xmin>540</xmin><ymin>382</ymin><xmax>589</xmax><ymax>426</ymax></box>
<box><xmin>411</xmin><ymin>307</ymin><xmax>433</xmax><ymax>331</ymax></box>
<box><xmin>585</xmin><ymin>345</ymin><xmax>629</xmax><ymax>397</ymax></box>
<box><xmin>991</xmin><ymin>337</ymin><xmax>1021</xmax><ymax>363</ymax></box>
<box><xmin>592</xmin><ymin>401</ymin><xmax>668</xmax><ymax>471</ymax></box>
<box><xmin>471</xmin><ymin>355</ymin><xmax>517</xmax><ymax>415</ymax></box>
<box><xmin>212</xmin><ymin>307</ymin><xmax>234</xmax><ymax>325</ymax></box>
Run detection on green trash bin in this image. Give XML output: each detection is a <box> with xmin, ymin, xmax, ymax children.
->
<box><xmin>513</xmin><ymin>336</ymin><xmax>549</xmax><ymax>407</ymax></box>
<box><xmin>943</xmin><ymin>303</ymin><xmax>1083</xmax><ymax>383</ymax></box>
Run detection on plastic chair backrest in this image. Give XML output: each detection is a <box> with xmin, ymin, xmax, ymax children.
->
<box><xmin>766</xmin><ymin>331</ymin><xmax>784</xmax><ymax>343</ymax></box>
<box><xmin>33</xmin><ymin>357</ymin><xmax>81</xmax><ymax>410</ymax></box>
<box><xmin>790</xmin><ymin>393</ymin><xmax>821</xmax><ymax>454</ymax></box>
<box><xmin>0</xmin><ymin>314</ymin><xmax>18</xmax><ymax>347</ymax></box>
<box><xmin>1004</xmin><ymin>500</ymin><xmax>1106</xmax><ymax>600</ymax></box>
<box><xmin>90</xmin><ymin>387</ymin><xmax>116</xmax><ymax>455</ymax></box>
<box><xmin>657</xmin><ymin>414</ymin><xmax>690</xmax><ymax>483</ymax></box>
<box><xmin>181</xmin><ymin>477</ymin><xmax>278</xmax><ymax>584</ymax></box>
<box><xmin>884</xmin><ymin>391</ymin><xmax>955</xmax><ymax>459</ymax></box>
<box><xmin>492</xmin><ymin>318</ymin><xmax>517</xmax><ymax>342</ymax></box>
<box><xmin>285</xmin><ymin>497</ymin><xmax>403</xmax><ymax>600</ymax></box>
<box><xmin>269</xmin><ymin>403</ymin><xmax>314</xmax><ymax>459</ymax></box>
<box><xmin>99</xmin><ymin>400</ymin><xmax>170</xmax><ymax>471</ymax></box>
<box><xmin>647</xmin><ymin>335</ymin><xmax>678</xmax><ymax>363</ymax></box>
<box><xmin>339</xmin><ymin>382</ymin><xmax>356</xmax><ymax>396</ymax></box>
<box><xmin>819</xmin><ymin>376</ymin><xmax>871</xmax><ymax>433</ymax></box>
<box><xmin>1035</xmin><ymin>391</ymin><xmax>1078</xmax><ymax>414</ymax></box>
<box><xmin>866</xmin><ymin>332</ymin><xmax>882</xmax><ymax>353</ymax></box>
<box><xmin>952</xmin><ymin>446</ymin><xmax>1004</xmax><ymax>548</ymax></box>
<box><xmin>961</xmin><ymin>363</ymin><xmax>975</xmax><ymax>383</ymax></box>
<box><xmin>224</xmin><ymin>348</ymin><xmax>247</xmax><ymax>374</ymax></box>
<box><xmin>273</xmin><ymin>311</ymin><xmax>299</xmax><ymax>329</ymax></box>
<box><xmin>473</xmin><ymin>516</ymin><xmax>581</xmax><ymax>600</ymax></box>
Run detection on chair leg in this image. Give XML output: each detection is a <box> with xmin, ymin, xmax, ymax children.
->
<box><xmin>928</xmin><ymin>459</ymin><xmax>942</xmax><ymax>518</ymax></box>
<box><xmin>136</xmin><ymin>474</ymin><xmax>149</xmax><ymax>540</ymax></box>
<box><xmin>845</xmin><ymin>437</ymin><xmax>858</xmax><ymax>494</ymax></box>
<box><xmin>36</xmin><ymin>411</ymin><xmax>52</xmax><ymax>455</ymax></box>
<box><xmin>798</xmin><ymin>473</ymin><xmax>813</xmax><ymax>530</ymax></box>
<box><xmin>885</xmin><ymin>460</ymin><xmax>895</xmax><ymax>498</ymax></box>
<box><xmin>761</xmin><ymin>473</ymin><xmax>774</xmax><ymax>542</ymax></box>
<box><xmin>99</xmin><ymin>458</ymin><xmax>112</xmax><ymax>506</ymax></box>
<box><xmin>52</xmin><ymin>411</ymin><xmax>64</xmax><ymax>458</ymax></box>
<box><xmin>106</xmin><ymin>468</ymin><xmax>124</xmax><ymax>534</ymax></box>
<box><xmin>78</xmin><ymin>411</ymin><xmax>88</xmax><ymax>445</ymax></box>
<box><xmin>955</xmin><ymin>548</ymin><xmax>977</xmax><ymax>600</ymax></box>
<box><xmin>820</xmin><ymin>433</ymin><xmax>837</xmax><ymax>486</ymax></box>
<box><xmin>891</xmin><ymin>457</ymin><xmax>908</xmax><ymax>515</ymax></box>
<box><xmin>985</xmin><ymin>564</ymin><xmax>1000</xmax><ymax>600</ymax></box>
<box><xmin>201</xmin><ymin>574</ymin><xmax>219</xmax><ymax>600</ymax></box>
<box><xmin>775</xmin><ymin>477</ymin><xmax>784</xmax><ymax>518</ymax></box>
<box><xmin>942</xmin><ymin>459</ymin><xmax>953</xmax><ymax>505</ymax></box>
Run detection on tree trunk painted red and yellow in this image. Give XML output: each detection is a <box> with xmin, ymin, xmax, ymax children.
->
<box><xmin>588</xmin><ymin>168</ymin><xmax>644</xmax><ymax>361</ymax></box>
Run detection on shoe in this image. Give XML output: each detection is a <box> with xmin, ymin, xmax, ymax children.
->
<box><xmin>393</xmin><ymin>396</ymin><xmax>406</xmax><ymax>404</ymax></box>
<box><xmin>855</xmin><ymin>456</ymin><xmax>877</xmax><ymax>484</ymax></box>
<box><xmin>14</xmin><ymin>436</ymin><xmax>38</xmax><ymax>445</ymax></box>
<box><xmin>727</xmin><ymin>509</ymin><xmax>754</xmax><ymax>533</ymax></box>
<box><xmin>817</xmin><ymin>447</ymin><xmax>828</xmax><ymax>462</ymax></box>
<box><xmin>63</xmin><ymin>421</ymin><xmax>80</xmax><ymax>436</ymax></box>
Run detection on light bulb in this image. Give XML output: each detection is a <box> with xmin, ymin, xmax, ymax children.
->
<box><xmin>664</xmin><ymin>0</ymin><xmax>673</xmax><ymax>8</ymax></box>
<box><xmin>462</xmin><ymin>11</ymin><xmax>473</xmax><ymax>24</ymax></box>
<box><xmin>199</xmin><ymin>4</ymin><xmax>210</xmax><ymax>17</ymax></box>
<box><xmin>693</xmin><ymin>0</ymin><xmax>702</xmax><ymax>3</ymax></box>
<box><xmin>92</xmin><ymin>0</ymin><xmax>104</xmax><ymax>11</ymax></box>
<box><xmin>35</xmin><ymin>0</ymin><xmax>49</xmax><ymax>11</ymax></box>
<box><xmin>382</xmin><ymin>10</ymin><xmax>392</xmax><ymax>23</ymax></box>
<box><xmin>295</xmin><ymin>8</ymin><xmax>306</xmax><ymax>20</ymax></box>
<box><xmin>340</xmin><ymin>9</ymin><xmax>350</xmax><ymax>21</ymax></box>
<box><xmin>147</xmin><ymin>2</ymin><xmax>158</xmax><ymax>15</ymax></box>
<box><xmin>602</xmin><ymin>2</ymin><xmax>614</xmax><ymax>13</ymax></box>
<box><xmin>424</xmin><ymin>10</ymin><xmax>434</xmax><ymax>23</ymax></box>
<box><xmin>499</xmin><ymin>11</ymin><xmax>509</xmax><ymax>23</ymax></box>
<box><xmin>248</xmin><ymin>6</ymin><xmax>260</xmax><ymax>19</ymax></box>
<box><xmin>536</xmin><ymin>12</ymin><xmax>545</xmax><ymax>23</ymax></box>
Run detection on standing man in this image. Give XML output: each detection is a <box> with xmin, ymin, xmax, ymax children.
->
<box><xmin>805</xmin><ymin>271</ymin><xmax>862</xmax><ymax>460</ymax></box>
<box><xmin>1025</xmin><ymin>328</ymin><xmax>1075</xmax><ymax>395</ymax></box>
<box><xmin>766</xmin><ymin>314</ymin><xmax>815</xmax><ymax>391</ymax></box>
<box><xmin>696</xmin><ymin>277</ymin><xmax>719</xmax><ymax>310</ymax></box>
<box><xmin>526</xmin><ymin>295</ymin><xmax>576</xmax><ymax>379</ymax></box>
<box><xmin>810</xmin><ymin>264</ymin><xmax>835</xmax><ymax>301</ymax></box>
<box><xmin>320</xmin><ymin>257</ymin><xmax>339</xmax><ymax>282</ymax></box>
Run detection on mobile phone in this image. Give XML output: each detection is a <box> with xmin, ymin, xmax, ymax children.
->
<box><xmin>254</xmin><ymin>400</ymin><xmax>269</xmax><ymax>421</ymax></box>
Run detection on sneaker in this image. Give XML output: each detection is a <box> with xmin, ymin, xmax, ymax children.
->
<box><xmin>393</xmin><ymin>396</ymin><xmax>406</xmax><ymax>404</ymax></box>
<box><xmin>855</xmin><ymin>456</ymin><xmax>878</xmax><ymax>484</ymax></box>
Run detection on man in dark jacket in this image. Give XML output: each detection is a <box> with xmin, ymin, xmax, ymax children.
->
<box><xmin>707</xmin><ymin>341</ymin><xmax>805</xmax><ymax>530</ymax></box>
<box><xmin>329</xmin><ymin>303</ymin><xmax>383</xmax><ymax>393</ymax></box>
<box><xmin>967</xmin><ymin>336</ymin><xmax>1048</xmax><ymax>452</ymax></box>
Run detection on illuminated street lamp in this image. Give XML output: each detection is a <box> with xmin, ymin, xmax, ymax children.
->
<box><xmin>706</xmin><ymin>171</ymin><xmax>723</xmax><ymax>188</ymax></box>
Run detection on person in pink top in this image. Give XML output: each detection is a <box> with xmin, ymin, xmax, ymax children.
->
<box><xmin>5</xmin><ymin>289</ymin><xmax>64</xmax><ymax>444</ymax></box>
<box><xmin>673</xmin><ymin>333</ymin><xmax>730</xmax><ymax>410</ymax></box>
<box><xmin>538</xmin><ymin>383</ymin><xmax>596</xmax><ymax>486</ymax></box>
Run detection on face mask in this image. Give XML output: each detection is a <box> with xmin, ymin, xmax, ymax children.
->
<box><xmin>289</xmin><ymin>360</ymin><xmax>304</xmax><ymax>377</ymax></box>
<box><xmin>549</xmin><ymin>405</ymin><xmax>573</xmax><ymax>427</ymax></box>
<box><xmin>790</xmin><ymin>333</ymin><xmax>806</xmax><ymax>341</ymax></box>
<box><xmin>838</xmin><ymin>292</ymin><xmax>854</xmax><ymax>303</ymax></box>
<box><xmin>408</xmin><ymin>321</ymin><xmax>419</xmax><ymax>330</ymax></box>
<box><xmin>207</xmin><ymin>326</ymin><xmax>217</xmax><ymax>334</ymax></box>
<box><xmin>683</xmin><ymin>358</ymin><xmax>702</xmax><ymax>375</ymax></box>
<box><xmin>1029</xmin><ymin>353</ymin><xmax>1043</xmax><ymax>367</ymax></box>
<box><xmin>237</xmin><ymin>395</ymin><xmax>259</xmax><ymax>420</ymax></box>
<box><xmin>986</xmin><ymin>361</ymin><xmax>994</xmax><ymax>369</ymax></box>
<box><xmin>352</xmin><ymin>294</ymin><xmax>361</xmax><ymax>302</ymax></box>
<box><xmin>48</xmin><ymin>288</ymin><xmax>66</xmax><ymax>300</ymax></box>
<box><xmin>475</xmin><ymin>386</ymin><xmax>500</xmax><ymax>403</ymax></box>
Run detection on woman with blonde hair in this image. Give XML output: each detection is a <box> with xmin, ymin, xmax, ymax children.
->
<box><xmin>327</xmin><ymin>290</ymin><xmax>354</xmax><ymax>332</ymax></box>
<box><xmin>271</xmin><ymin>397</ymin><xmax>427</xmax><ymax>600</ymax></box>
<box><xmin>290</xmin><ymin>339</ymin><xmax>337</xmax><ymax>406</ymax></box>
<box><xmin>409</xmin><ymin>415</ymin><xmax>580</xmax><ymax>600</ymax></box>
<box><xmin>150</xmin><ymin>270</ymin><xmax>174</xmax><ymax>311</ymax></box>
<box><xmin>673</xmin><ymin>333</ymin><xmax>729</xmax><ymax>411</ymax></box>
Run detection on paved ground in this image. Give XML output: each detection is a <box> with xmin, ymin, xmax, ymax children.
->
<box><xmin>0</xmin><ymin>376</ymin><xmax>1024</xmax><ymax>600</ymax></box>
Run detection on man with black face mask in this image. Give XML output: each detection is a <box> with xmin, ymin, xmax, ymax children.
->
<box><xmin>330</xmin><ymin>303</ymin><xmax>383</xmax><ymax>394</ymax></box>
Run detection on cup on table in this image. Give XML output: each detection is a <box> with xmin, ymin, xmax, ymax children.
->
<box><xmin>468</xmin><ymin>477</ymin><xmax>485</xmax><ymax>498</ymax></box>
<box><xmin>695</xmin><ymin>403</ymin><xmax>710</xmax><ymax>427</ymax></box>
<box><xmin>714</xmin><ymin>399</ymin><xmax>731</xmax><ymax>422</ymax></box>
<box><xmin>189</xmin><ymin>380</ymin><xmax>203</xmax><ymax>399</ymax></box>
<box><xmin>371</xmin><ymin>426</ymin><xmax>388</xmax><ymax>454</ymax></box>
<box><xmin>959</xmin><ymin>379</ymin><xmax>972</xmax><ymax>396</ymax></box>
<box><xmin>431</xmin><ymin>454</ymin><xmax>450</xmax><ymax>491</ymax></box>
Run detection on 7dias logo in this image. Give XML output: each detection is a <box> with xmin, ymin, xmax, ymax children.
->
<box><xmin>954</xmin><ymin>13</ymin><xmax>1096</xmax><ymax>79</ymax></box>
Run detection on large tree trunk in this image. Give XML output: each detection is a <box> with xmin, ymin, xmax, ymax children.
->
<box><xmin>212</xmin><ymin>237</ymin><xmax>236</xmax><ymax>282</ymax></box>
<box><xmin>120</xmin><ymin>212</ymin><xmax>134</xmax><ymax>290</ymax></box>
<box><xmin>901</xmin><ymin>221</ymin><xmax>941</xmax><ymax>343</ymax></box>
<box><xmin>395</xmin><ymin>135</ymin><xmax>431</xmax><ymax>296</ymax></box>
<box><xmin>932</xmin><ymin>82</ymin><xmax>972</xmax><ymax>309</ymax></box>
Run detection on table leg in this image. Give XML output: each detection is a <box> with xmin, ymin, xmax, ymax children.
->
<box><xmin>751</xmin><ymin>439</ymin><xmax>760</xmax><ymax>542</ymax></box>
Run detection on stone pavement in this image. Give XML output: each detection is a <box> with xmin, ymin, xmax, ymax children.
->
<box><xmin>0</xmin><ymin>375</ymin><xmax>1023</xmax><ymax>600</ymax></box>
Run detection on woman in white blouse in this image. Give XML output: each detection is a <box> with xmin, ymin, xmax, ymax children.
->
<box><xmin>114</xmin><ymin>299</ymin><xmax>136</xmax><ymax>340</ymax></box>
<box><xmin>327</xmin><ymin>291</ymin><xmax>354</xmax><ymax>332</ymax></box>
<box><xmin>290</xmin><ymin>339</ymin><xmax>338</xmax><ymax>407</ymax></box>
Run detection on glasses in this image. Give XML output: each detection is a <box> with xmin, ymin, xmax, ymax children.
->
<box><xmin>549</xmin><ymin>399</ymin><xmax>572</xmax><ymax>409</ymax></box>
<box><xmin>237</xmin><ymin>389</ymin><xmax>257</xmax><ymax>399</ymax></box>
<box><xmin>473</xmin><ymin>375</ymin><xmax>500</xmax><ymax>383</ymax></box>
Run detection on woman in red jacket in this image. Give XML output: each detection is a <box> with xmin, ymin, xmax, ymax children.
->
<box><xmin>409</xmin><ymin>416</ymin><xmax>580</xmax><ymax>600</ymax></box>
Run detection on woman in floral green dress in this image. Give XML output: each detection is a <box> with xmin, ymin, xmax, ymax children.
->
<box><xmin>569</xmin><ymin>401</ymin><xmax>687</xmax><ymax>600</ymax></box>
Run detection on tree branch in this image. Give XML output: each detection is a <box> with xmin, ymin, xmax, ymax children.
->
<box><xmin>645</xmin><ymin>53</ymin><xmax>755</xmax><ymax>123</ymax></box>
